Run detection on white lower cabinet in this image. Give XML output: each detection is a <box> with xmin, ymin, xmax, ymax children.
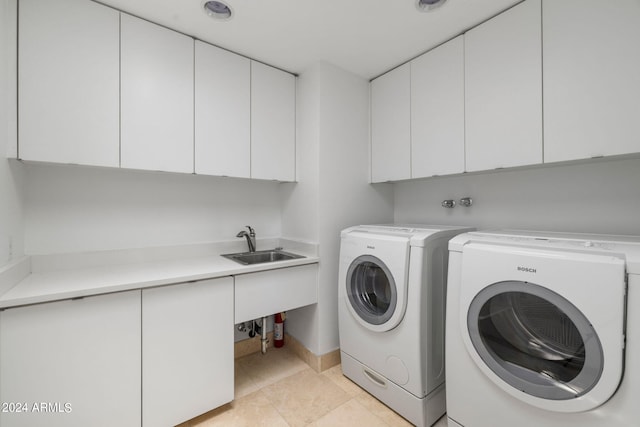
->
<box><xmin>0</xmin><ymin>291</ymin><xmax>142</xmax><ymax>427</ymax></box>
<box><xmin>235</xmin><ymin>264</ymin><xmax>318</xmax><ymax>323</ymax></box>
<box><xmin>142</xmin><ymin>278</ymin><xmax>234</xmax><ymax>427</ymax></box>
<box><xmin>0</xmin><ymin>268</ymin><xmax>309</xmax><ymax>427</ymax></box>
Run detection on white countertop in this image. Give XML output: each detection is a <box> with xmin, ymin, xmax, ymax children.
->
<box><xmin>0</xmin><ymin>239</ymin><xmax>319</xmax><ymax>309</ymax></box>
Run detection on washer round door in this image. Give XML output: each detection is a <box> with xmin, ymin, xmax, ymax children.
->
<box><xmin>345</xmin><ymin>255</ymin><xmax>401</xmax><ymax>332</ymax></box>
<box><xmin>467</xmin><ymin>281</ymin><xmax>604</xmax><ymax>402</ymax></box>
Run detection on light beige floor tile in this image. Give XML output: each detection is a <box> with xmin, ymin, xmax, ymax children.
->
<box><xmin>234</xmin><ymin>363</ymin><xmax>261</xmax><ymax>399</ymax></box>
<box><xmin>314</xmin><ymin>399</ymin><xmax>389</xmax><ymax>427</ymax></box>
<box><xmin>236</xmin><ymin>346</ymin><xmax>309</xmax><ymax>389</ymax></box>
<box><xmin>355</xmin><ymin>390</ymin><xmax>413</xmax><ymax>427</ymax></box>
<box><xmin>189</xmin><ymin>390</ymin><xmax>289</xmax><ymax>427</ymax></box>
<box><xmin>187</xmin><ymin>353</ymin><xmax>441</xmax><ymax>427</ymax></box>
<box><xmin>262</xmin><ymin>368</ymin><xmax>352</xmax><ymax>427</ymax></box>
<box><xmin>321</xmin><ymin>364</ymin><xmax>366</xmax><ymax>397</ymax></box>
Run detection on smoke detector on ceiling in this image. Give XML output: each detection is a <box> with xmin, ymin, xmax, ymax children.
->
<box><xmin>416</xmin><ymin>0</ymin><xmax>448</xmax><ymax>12</ymax></box>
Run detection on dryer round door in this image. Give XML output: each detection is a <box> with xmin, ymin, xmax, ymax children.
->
<box><xmin>459</xmin><ymin>243</ymin><xmax>626</xmax><ymax>413</ymax></box>
<box><xmin>345</xmin><ymin>255</ymin><xmax>402</xmax><ymax>332</ymax></box>
<box><xmin>467</xmin><ymin>281</ymin><xmax>603</xmax><ymax>401</ymax></box>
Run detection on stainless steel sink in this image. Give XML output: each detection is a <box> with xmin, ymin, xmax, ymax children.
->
<box><xmin>222</xmin><ymin>249</ymin><xmax>305</xmax><ymax>265</ymax></box>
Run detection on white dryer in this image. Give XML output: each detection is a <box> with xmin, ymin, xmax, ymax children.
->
<box><xmin>446</xmin><ymin>230</ymin><xmax>640</xmax><ymax>427</ymax></box>
<box><xmin>338</xmin><ymin>224</ymin><xmax>473</xmax><ymax>427</ymax></box>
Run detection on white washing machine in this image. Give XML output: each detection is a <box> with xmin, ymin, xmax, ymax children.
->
<box><xmin>338</xmin><ymin>224</ymin><xmax>473</xmax><ymax>427</ymax></box>
<box><xmin>446</xmin><ymin>230</ymin><xmax>640</xmax><ymax>427</ymax></box>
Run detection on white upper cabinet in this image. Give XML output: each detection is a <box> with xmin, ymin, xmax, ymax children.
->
<box><xmin>411</xmin><ymin>36</ymin><xmax>465</xmax><ymax>178</ymax></box>
<box><xmin>17</xmin><ymin>2</ymin><xmax>297</xmax><ymax>180</ymax></box>
<box><xmin>543</xmin><ymin>0</ymin><xmax>640</xmax><ymax>163</ymax></box>
<box><xmin>465</xmin><ymin>0</ymin><xmax>542</xmax><ymax>172</ymax></box>
<box><xmin>121</xmin><ymin>14</ymin><xmax>194</xmax><ymax>174</ymax></box>
<box><xmin>371</xmin><ymin>38</ymin><xmax>463</xmax><ymax>182</ymax></box>
<box><xmin>195</xmin><ymin>41</ymin><xmax>251</xmax><ymax>178</ymax></box>
<box><xmin>370</xmin><ymin>63</ymin><xmax>411</xmax><ymax>183</ymax></box>
<box><xmin>251</xmin><ymin>61</ymin><xmax>296</xmax><ymax>181</ymax></box>
<box><xmin>18</xmin><ymin>0</ymin><xmax>119</xmax><ymax>167</ymax></box>
<box><xmin>196</xmin><ymin>50</ymin><xmax>296</xmax><ymax>181</ymax></box>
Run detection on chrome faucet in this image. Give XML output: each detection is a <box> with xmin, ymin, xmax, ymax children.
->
<box><xmin>236</xmin><ymin>226</ymin><xmax>256</xmax><ymax>253</ymax></box>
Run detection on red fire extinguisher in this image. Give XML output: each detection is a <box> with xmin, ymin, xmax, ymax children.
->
<box><xmin>274</xmin><ymin>312</ymin><xmax>285</xmax><ymax>348</ymax></box>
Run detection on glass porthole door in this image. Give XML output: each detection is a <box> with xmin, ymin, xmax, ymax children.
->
<box><xmin>467</xmin><ymin>281</ymin><xmax>604</xmax><ymax>401</ymax></box>
<box><xmin>346</xmin><ymin>255</ymin><xmax>397</xmax><ymax>327</ymax></box>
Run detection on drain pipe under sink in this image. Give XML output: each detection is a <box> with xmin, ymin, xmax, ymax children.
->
<box><xmin>261</xmin><ymin>316</ymin><xmax>268</xmax><ymax>354</ymax></box>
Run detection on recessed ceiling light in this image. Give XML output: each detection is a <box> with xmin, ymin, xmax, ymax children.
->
<box><xmin>416</xmin><ymin>0</ymin><xmax>448</xmax><ymax>12</ymax></box>
<box><xmin>203</xmin><ymin>0</ymin><xmax>233</xmax><ymax>20</ymax></box>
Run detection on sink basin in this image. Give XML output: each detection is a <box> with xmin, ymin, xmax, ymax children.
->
<box><xmin>222</xmin><ymin>249</ymin><xmax>305</xmax><ymax>265</ymax></box>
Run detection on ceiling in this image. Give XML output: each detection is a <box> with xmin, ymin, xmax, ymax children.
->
<box><xmin>96</xmin><ymin>0</ymin><xmax>523</xmax><ymax>79</ymax></box>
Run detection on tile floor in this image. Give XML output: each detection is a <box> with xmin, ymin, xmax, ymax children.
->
<box><xmin>179</xmin><ymin>346</ymin><xmax>448</xmax><ymax>427</ymax></box>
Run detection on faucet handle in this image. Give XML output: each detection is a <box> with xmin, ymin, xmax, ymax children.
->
<box><xmin>246</xmin><ymin>225</ymin><xmax>255</xmax><ymax>236</ymax></box>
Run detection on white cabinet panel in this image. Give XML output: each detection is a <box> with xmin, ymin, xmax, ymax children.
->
<box><xmin>121</xmin><ymin>14</ymin><xmax>194</xmax><ymax>174</ymax></box>
<box><xmin>411</xmin><ymin>36</ymin><xmax>465</xmax><ymax>178</ymax></box>
<box><xmin>142</xmin><ymin>278</ymin><xmax>233</xmax><ymax>427</ymax></box>
<box><xmin>0</xmin><ymin>291</ymin><xmax>141</xmax><ymax>427</ymax></box>
<box><xmin>251</xmin><ymin>61</ymin><xmax>296</xmax><ymax>181</ymax></box>
<box><xmin>235</xmin><ymin>264</ymin><xmax>318</xmax><ymax>323</ymax></box>
<box><xmin>543</xmin><ymin>0</ymin><xmax>640</xmax><ymax>162</ymax></box>
<box><xmin>18</xmin><ymin>0</ymin><xmax>119</xmax><ymax>167</ymax></box>
<box><xmin>465</xmin><ymin>0</ymin><xmax>542</xmax><ymax>171</ymax></box>
<box><xmin>195</xmin><ymin>41</ymin><xmax>251</xmax><ymax>178</ymax></box>
<box><xmin>371</xmin><ymin>63</ymin><xmax>411</xmax><ymax>182</ymax></box>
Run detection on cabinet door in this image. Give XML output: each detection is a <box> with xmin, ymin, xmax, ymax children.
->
<box><xmin>250</xmin><ymin>61</ymin><xmax>296</xmax><ymax>181</ymax></box>
<box><xmin>411</xmin><ymin>36</ymin><xmax>465</xmax><ymax>178</ymax></box>
<box><xmin>18</xmin><ymin>0</ymin><xmax>119</xmax><ymax>167</ymax></box>
<box><xmin>543</xmin><ymin>0</ymin><xmax>640</xmax><ymax>162</ymax></box>
<box><xmin>195</xmin><ymin>41</ymin><xmax>251</xmax><ymax>178</ymax></box>
<box><xmin>235</xmin><ymin>264</ymin><xmax>318</xmax><ymax>323</ymax></box>
<box><xmin>371</xmin><ymin>63</ymin><xmax>411</xmax><ymax>182</ymax></box>
<box><xmin>142</xmin><ymin>278</ymin><xmax>234</xmax><ymax>427</ymax></box>
<box><xmin>465</xmin><ymin>0</ymin><xmax>542</xmax><ymax>172</ymax></box>
<box><xmin>121</xmin><ymin>14</ymin><xmax>194</xmax><ymax>174</ymax></box>
<box><xmin>0</xmin><ymin>291</ymin><xmax>141</xmax><ymax>427</ymax></box>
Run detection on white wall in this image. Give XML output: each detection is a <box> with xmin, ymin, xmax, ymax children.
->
<box><xmin>24</xmin><ymin>163</ymin><xmax>283</xmax><ymax>254</ymax></box>
<box><xmin>394</xmin><ymin>156</ymin><xmax>640</xmax><ymax>236</ymax></box>
<box><xmin>280</xmin><ymin>66</ymin><xmax>320</xmax><ymax>244</ymax></box>
<box><xmin>0</xmin><ymin>0</ymin><xmax>24</xmax><ymax>266</ymax></box>
<box><xmin>282</xmin><ymin>62</ymin><xmax>393</xmax><ymax>356</ymax></box>
<box><xmin>279</xmin><ymin>65</ymin><xmax>322</xmax><ymax>351</ymax></box>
